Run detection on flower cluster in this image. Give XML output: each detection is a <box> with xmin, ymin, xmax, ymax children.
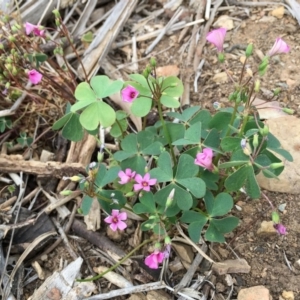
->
<box><xmin>194</xmin><ymin>148</ymin><xmax>214</xmax><ymax>171</ymax></box>
<box><xmin>118</xmin><ymin>169</ymin><xmax>157</xmax><ymax>192</ymax></box>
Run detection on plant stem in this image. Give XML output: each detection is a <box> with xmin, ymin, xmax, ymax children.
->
<box><xmin>77</xmin><ymin>239</ymin><xmax>152</xmax><ymax>282</ymax></box>
<box><xmin>156</xmin><ymin>98</ymin><xmax>176</xmax><ymax>164</ymax></box>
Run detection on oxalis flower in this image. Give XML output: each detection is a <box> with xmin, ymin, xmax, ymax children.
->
<box><xmin>145</xmin><ymin>250</ymin><xmax>164</xmax><ymax>269</ymax></box>
<box><xmin>28</xmin><ymin>69</ymin><xmax>43</xmax><ymax>84</ymax></box>
<box><xmin>268</xmin><ymin>38</ymin><xmax>290</xmax><ymax>57</ymax></box>
<box><xmin>118</xmin><ymin>168</ymin><xmax>136</xmax><ymax>184</ymax></box>
<box><xmin>134</xmin><ymin>173</ymin><xmax>157</xmax><ymax>192</ymax></box>
<box><xmin>274</xmin><ymin>223</ymin><xmax>287</xmax><ymax>235</ymax></box>
<box><xmin>206</xmin><ymin>27</ymin><xmax>227</xmax><ymax>52</ymax></box>
<box><xmin>104</xmin><ymin>209</ymin><xmax>127</xmax><ymax>232</ymax></box>
<box><xmin>24</xmin><ymin>22</ymin><xmax>45</xmax><ymax>37</ymax></box>
<box><xmin>121</xmin><ymin>85</ymin><xmax>139</xmax><ymax>103</ymax></box>
<box><xmin>194</xmin><ymin>148</ymin><xmax>214</xmax><ymax>171</ymax></box>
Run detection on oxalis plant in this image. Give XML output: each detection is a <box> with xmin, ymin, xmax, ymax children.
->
<box><xmin>57</xmin><ymin>28</ymin><xmax>293</xmax><ymax>275</ymax></box>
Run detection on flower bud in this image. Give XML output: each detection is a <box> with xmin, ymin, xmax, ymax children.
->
<box><xmin>259</xmin><ymin>125</ymin><xmax>269</xmax><ymax>136</ymax></box>
<box><xmin>5</xmin><ymin>82</ymin><xmax>10</xmax><ymax>89</ymax></box>
<box><xmin>150</xmin><ymin>57</ymin><xmax>157</xmax><ymax>67</ymax></box>
<box><xmin>273</xmin><ymin>88</ymin><xmax>281</xmax><ymax>96</ymax></box>
<box><xmin>282</xmin><ymin>107</ymin><xmax>294</xmax><ymax>115</ymax></box>
<box><xmin>125</xmin><ymin>191</ymin><xmax>135</xmax><ymax>197</ymax></box>
<box><xmin>272</xmin><ymin>211</ymin><xmax>280</xmax><ymax>224</ymax></box>
<box><xmin>258</xmin><ymin>57</ymin><xmax>269</xmax><ymax>76</ymax></box>
<box><xmin>5</xmin><ymin>63</ymin><xmax>12</xmax><ymax>71</ymax></box>
<box><xmin>254</xmin><ymin>79</ymin><xmax>260</xmax><ymax>92</ymax></box>
<box><xmin>165</xmin><ymin>236</ymin><xmax>171</xmax><ymax>245</ymax></box>
<box><xmin>228</xmin><ymin>91</ymin><xmax>237</xmax><ymax>101</ymax></box>
<box><xmin>252</xmin><ymin>133</ymin><xmax>259</xmax><ymax>148</ymax></box>
<box><xmin>0</xmin><ymin>44</ymin><xmax>4</xmax><ymax>50</ymax></box>
<box><xmin>60</xmin><ymin>190</ymin><xmax>73</xmax><ymax>196</ymax></box>
<box><xmin>245</xmin><ymin>43</ymin><xmax>253</xmax><ymax>58</ymax></box>
<box><xmin>55</xmin><ymin>18</ymin><xmax>61</xmax><ymax>27</ymax></box>
<box><xmin>218</xmin><ymin>52</ymin><xmax>225</xmax><ymax>63</ymax></box>
<box><xmin>12</xmin><ymin>67</ymin><xmax>17</xmax><ymax>76</ymax></box>
<box><xmin>11</xmin><ymin>25</ymin><xmax>19</xmax><ymax>33</ymax></box>
<box><xmin>269</xmin><ymin>162</ymin><xmax>284</xmax><ymax>169</ymax></box>
<box><xmin>165</xmin><ymin>188</ymin><xmax>175</xmax><ymax>208</ymax></box>
<box><xmin>8</xmin><ymin>36</ymin><xmax>16</xmax><ymax>42</ymax></box>
<box><xmin>154</xmin><ymin>242</ymin><xmax>162</xmax><ymax>250</ymax></box>
<box><xmin>69</xmin><ymin>175</ymin><xmax>81</xmax><ymax>182</ymax></box>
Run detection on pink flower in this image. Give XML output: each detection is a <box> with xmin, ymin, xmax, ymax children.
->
<box><xmin>206</xmin><ymin>28</ymin><xmax>227</xmax><ymax>52</ymax></box>
<box><xmin>274</xmin><ymin>223</ymin><xmax>287</xmax><ymax>235</ymax></box>
<box><xmin>28</xmin><ymin>69</ymin><xmax>43</xmax><ymax>84</ymax></box>
<box><xmin>118</xmin><ymin>168</ymin><xmax>136</xmax><ymax>184</ymax></box>
<box><xmin>134</xmin><ymin>173</ymin><xmax>157</xmax><ymax>192</ymax></box>
<box><xmin>145</xmin><ymin>250</ymin><xmax>164</xmax><ymax>269</ymax></box>
<box><xmin>121</xmin><ymin>85</ymin><xmax>139</xmax><ymax>103</ymax></box>
<box><xmin>268</xmin><ymin>38</ymin><xmax>290</xmax><ymax>57</ymax></box>
<box><xmin>104</xmin><ymin>209</ymin><xmax>127</xmax><ymax>231</ymax></box>
<box><xmin>194</xmin><ymin>148</ymin><xmax>214</xmax><ymax>171</ymax></box>
<box><xmin>24</xmin><ymin>22</ymin><xmax>45</xmax><ymax>37</ymax></box>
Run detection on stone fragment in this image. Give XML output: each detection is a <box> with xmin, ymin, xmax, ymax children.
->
<box><xmin>212</xmin><ymin>259</ymin><xmax>251</xmax><ymax>275</ymax></box>
<box><xmin>213</xmin><ymin>15</ymin><xmax>234</xmax><ymax>30</ymax></box>
<box><xmin>156</xmin><ymin>65</ymin><xmax>179</xmax><ymax>77</ymax></box>
<box><xmin>257</xmin><ymin>221</ymin><xmax>277</xmax><ymax>237</ymax></box>
<box><xmin>252</xmin><ymin>98</ymin><xmax>288</xmax><ymax>119</ymax></box>
<box><xmin>238</xmin><ymin>286</ymin><xmax>271</xmax><ymax>300</ymax></box>
<box><xmin>128</xmin><ymin>294</ymin><xmax>147</xmax><ymax>300</ymax></box>
<box><xmin>212</xmin><ymin>72</ymin><xmax>227</xmax><ymax>83</ymax></box>
<box><xmin>256</xmin><ymin>116</ymin><xmax>300</xmax><ymax>194</ymax></box>
<box><xmin>282</xmin><ymin>290</ymin><xmax>294</xmax><ymax>300</ymax></box>
<box><xmin>270</xmin><ymin>6</ymin><xmax>284</xmax><ymax>18</ymax></box>
<box><xmin>147</xmin><ymin>290</ymin><xmax>172</xmax><ymax>300</ymax></box>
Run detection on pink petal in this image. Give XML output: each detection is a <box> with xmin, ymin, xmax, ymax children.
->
<box><xmin>145</xmin><ymin>254</ymin><xmax>158</xmax><ymax>269</ymax></box>
<box><xmin>156</xmin><ymin>252</ymin><xmax>165</xmax><ymax>263</ymax></box>
<box><xmin>110</xmin><ymin>223</ymin><xmax>118</xmax><ymax>231</ymax></box>
<box><xmin>143</xmin><ymin>185</ymin><xmax>150</xmax><ymax>192</ymax></box>
<box><xmin>25</xmin><ymin>22</ymin><xmax>35</xmax><ymax>35</ymax></box>
<box><xmin>118</xmin><ymin>212</ymin><xmax>127</xmax><ymax>220</ymax></box>
<box><xmin>143</xmin><ymin>173</ymin><xmax>150</xmax><ymax>181</ymax></box>
<box><xmin>111</xmin><ymin>209</ymin><xmax>119</xmax><ymax>217</ymax></box>
<box><xmin>206</xmin><ymin>28</ymin><xmax>227</xmax><ymax>52</ymax></box>
<box><xmin>135</xmin><ymin>174</ymin><xmax>143</xmax><ymax>184</ymax></box>
<box><xmin>134</xmin><ymin>183</ymin><xmax>142</xmax><ymax>191</ymax></box>
<box><xmin>104</xmin><ymin>216</ymin><xmax>113</xmax><ymax>224</ymax></box>
<box><xmin>148</xmin><ymin>178</ymin><xmax>157</xmax><ymax>185</ymax></box>
<box><xmin>117</xmin><ymin>220</ymin><xmax>127</xmax><ymax>231</ymax></box>
<box><xmin>203</xmin><ymin>148</ymin><xmax>213</xmax><ymax>158</ymax></box>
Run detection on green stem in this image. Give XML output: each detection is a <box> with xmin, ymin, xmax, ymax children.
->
<box><xmin>238</xmin><ymin>112</ymin><xmax>249</xmax><ymax>138</ymax></box>
<box><xmin>115</xmin><ymin>118</ymin><xmax>125</xmax><ymax>139</ymax></box>
<box><xmin>77</xmin><ymin>239</ymin><xmax>152</xmax><ymax>282</ymax></box>
<box><xmin>156</xmin><ymin>97</ymin><xmax>176</xmax><ymax>164</ymax></box>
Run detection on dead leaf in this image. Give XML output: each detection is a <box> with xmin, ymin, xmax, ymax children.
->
<box><xmin>212</xmin><ymin>72</ymin><xmax>228</xmax><ymax>83</ymax></box>
<box><xmin>84</xmin><ymin>196</ymin><xmax>101</xmax><ymax>231</ymax></box>
<box><xmin>156</xmin><ymin>65</ymin><xmax>180</xmax><ymax>77</ymax></box>
<box><xmin>213</xmin><ymin>15</ymin><xmax>234</xmax><ymax>30</ymax></box>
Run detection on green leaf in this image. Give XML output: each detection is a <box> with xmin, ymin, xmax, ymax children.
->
<box><xmin>133</xmin><ymin>192</ymin><xmax>156</xmax><ymax>214</ymax></box>
<box><xmin>100</xmin><ymin>166</ymin><xmax>120</xmax><ymax>187</ymax></box>
<box><xmin>209</xmin><ymin>193</ymin><xmax>233</xmax><ymax>217</ymax></box>
<box><xmin>142</xmin><ymin>141</ymin><xmax>163</xmax><ymax>155</ymax></box>
<box><xmin>90</xmin><ymin>76</ymin><xmax>123</xmax><ymax>98</ymax></box>
<box><xmin>219</xmin><ymin>161</ymin><xmax>248</xmax><ymax>169</ymax></box>
<box><xmin>99</xmin><ymin>190</ymin><xmax>126</xmax><ymax>212</ymax></box>
<box><xmin>185</xmin><ymin>122</ymin><xmax>202</xmax><ymax>142</ymax></box>
<box><xmin>245</xmin><ymin>167</ymin><xmax>261</xmax><ymax>198</ymax></box>
<box><xmin>74</xmin><ymin>82</ymin><xmax>96</xmax><ymax>102</ymax></box>
<box><xmin>208</xmin><ymin>112</ymin><xmax>232</xmax><ymax>130</ymax></box>
<box><xmin>71</xmin><ymin>98</ymin><xmax>96</xmax><ymax>112</ymax></box>
<box><xmin>203</xmin><ymin>128</ymin><xmax>220</xmax><ymax>149</ymax></box>
<box><xmin>190</xmin><ymin>109</ymin><xmax>212</xmax><ymax>128</ymax></box>
<box><xmin>221</xmin><ymin>137</ymin><xmax>242</xmax><ymax>152</ymax></box>
<box><xmin>129</xmin><ymin>74</ymin><xmax>149</xmax><ymax>87</ymax></box>
<box><xmin>224</xmin><ymin>165</ymin><xmax>249</xmax><ymax>192</ymax></box>
<box><xmin>270</xmin><ymin>148</ymin><xmax>293</xmax><ymax>162</ymax></box>
<box><xmin>161</xmin><ymin>76</ymin><xmax>184</xmax><ymax>97</ymax></box>
<box><xmin>52</xmin><ymin>113</ymin><xmax>72</xmax><ymax>130</ymax></box>
<box><xmin>81</xmin><ymin>195</ymin><xmax>93</xmax><ymax>215</ymax></box>
<box><xmin>168</xmin><ymin>106</ymin><xmax>201</xmax><ymax>122</ymax></box>
<box><xmin>131</xmin><ymin>97</ymin><xmax>152</xmax><ymax>117</ymax></box>
<box><xmin>205</xmin><ymin>217</ymin><xmax>239</xmax><ymax>242</ymax></box>
<box><xmin>120</xmin><ymin>133</ymin><xmax>138</xmax><ymax>153</ymax></box>
<box><xmin>61</xmin><ymin>113</ymin><xmax>84</xmax><ymax>141</ymax></box>
<box><xmin>175</xmin><ymin>154</ymin><xmax>198</xmax><ymax>179</ymax></box>
<box><xmin>110</xmin><ymin>118</ymin><xmax>127</xmax><ymax>138</ymax></box>
<box><xmin>181</xmin><ymin>210</ymin><xmax>207</xmax><ymax>223</ymax></box>
<box><xmin>164</xmin><ymin>123</ymin><xmax>185</xmax><ymax>143</ymax></box>
<box><xmin>80</xmin><ymin>102</ymin><xmax>116</xmax><ymax>130</ymax></box>
<box><xmin>176</xmin><ymin>177</ymin><xmax>206</xmax><ymax>198</ymax></box>
<box><xmin>120</xmin><ymin>155</ymin><xmax>146</xmax><ymax>175</ymax></box>
<box><xmin>188</xmin><ymin>219</ymin><xmax>208</xmax><ymax>243</ymax></box>
<box><xmin>160</xmin><ymin>95</ymin><xmax>180</xmax><ymax>108</ymax></box>
<box><xmin>266</xmin><ymin>132</ymin><xmax>281</xmax><ymax>148</ymax></box>
<box><xmin>150</xmin><ymin>152</ymin><xmax>173</xmax><ymax>182</ymax></box>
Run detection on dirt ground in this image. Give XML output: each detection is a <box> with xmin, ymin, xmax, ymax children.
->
<box><xmin>3</xmin><ymin>0</ymin><xmax>300</xmax><ymax>299</ymax></box>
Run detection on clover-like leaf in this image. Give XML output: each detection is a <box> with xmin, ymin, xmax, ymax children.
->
<box><xmin>131</xmin><ymin>97</ymin><xmax>152</xmax><ymax>117</ymax></box>
<box><xmin>79</xmin><ymin>101</ymin><xmax>116</xmax><ymax>130</ymax></box>
<box><xmin>90</xmin><ymin>75</ymin><xmax>123</xmax><ymax>98</ymax></box>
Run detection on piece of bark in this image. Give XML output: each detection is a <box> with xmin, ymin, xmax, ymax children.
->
<box><xmin>77</xmin><ymin>0</ymin><xmax>138</xmax><ymax>79</ymax></box>
<box><xmin>0</xmin><ymin>155</ymin><xmax>87</xmax><ymax>178</ymax></box>
<box><xmin>212</xmin><ymin>259</ymin><xmax>251</xmax><ymax>275</ymax></box>
<box><xmin>72</xmin><ymin>219</ymin><xmax>130</xmax><ymax>264</ymax></box>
